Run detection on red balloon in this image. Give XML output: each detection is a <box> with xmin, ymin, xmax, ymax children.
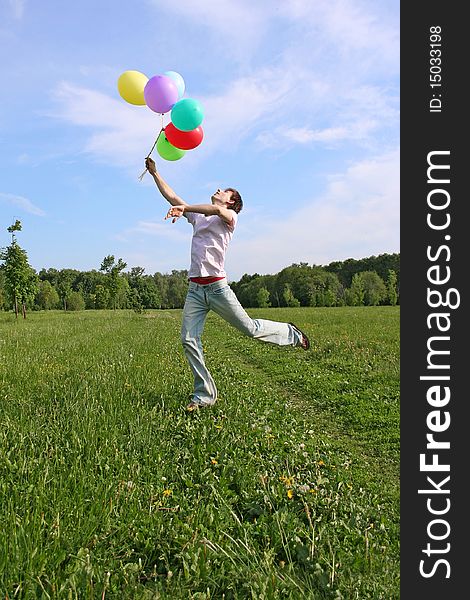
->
<box><xmin>165</xmin><ymin>122</ymin><xmax>204</xmax><ymax>150</ymax></box>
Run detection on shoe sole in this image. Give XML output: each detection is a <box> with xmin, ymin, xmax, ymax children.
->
<box><xmin>186</xmin><ymin>402</ymin><xmax>215</xmax><ymax>411</ymax></box>
<box><xmin>289</xmin><ymin>322</ymin><xmax>310</xmax><ymax>350</ymax></box>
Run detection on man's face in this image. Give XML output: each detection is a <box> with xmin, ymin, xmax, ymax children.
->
<box><xmin>211</xmin><ymin>189</ymin><xmax>233</xmax><ymax>207</ymax></box>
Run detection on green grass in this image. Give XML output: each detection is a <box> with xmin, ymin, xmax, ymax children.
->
<box><xmin>0</xmin><ymin>307</ymin><xmax>399</xmax><ymax>599</ymax></box>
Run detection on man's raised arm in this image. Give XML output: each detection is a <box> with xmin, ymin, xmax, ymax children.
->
<box><xmin>145</xmin><ymin>157</ymin><xmax>188</xmax><ymax>207</ymax></box>
<box><xmin>165</xmin><ymin>204</ymin><xmax>235</xmax><ymax>226</ymax></box>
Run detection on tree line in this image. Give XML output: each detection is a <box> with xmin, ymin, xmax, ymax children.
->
<box><xmin>1</xmin><ymin>221</ymin><xmax>399</xmax><ymax>318</ymax></box>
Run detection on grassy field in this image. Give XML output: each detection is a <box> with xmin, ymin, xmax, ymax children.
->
<box><xmin>0</xmin><ymin>306</ymin><xmax>399</xmax><ymax>599</ymax></box>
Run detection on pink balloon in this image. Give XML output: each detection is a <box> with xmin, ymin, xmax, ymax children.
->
<box><xmin>144</xmin><ymin>75</ymin><xmax>179</xmax><ymax>113</ymax></box>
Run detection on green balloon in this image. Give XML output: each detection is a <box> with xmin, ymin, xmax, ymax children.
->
<box><xmin>156</xmin><ymin>133</ymin><xmax>186</xmax><ymax>161</ymax></box>
<box><xmin>171</xmin><ymin>98</ymin><xmax>204</xmax><ymax>132</ymax></box>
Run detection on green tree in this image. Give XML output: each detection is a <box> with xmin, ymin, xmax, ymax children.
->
<box><xmin>100</xmin><ymin>255</ymin><xmax>127</xmax><ymax>310</ymax></box>
<box><xmin>36</xmin><ymin>280</ymin><xmax>60</xmax><ymax>310</ymax></box>
<box><xmin>282</xmin><ymin>283</ymin><xmax>300</xmax><ymax>307</ymax></box>
<box><xmin>0</xmin><ymin>221</ymin><xmax>38</xmax><ymax>318</ymax></box>
<box><xmin>275</xmin><ymin>264</ymin><xmax>312</xmax><ymax>306</ymax></box>
<box><xmin>235</xmin><ymin>274</ymin><xmax>277</xmax><ymax>308</ymax></box>
<box><xmin>153</xmin><ymin>272</ymin><xmax>170</xmax><ymax>308</ymax></box>
<box><xmin>166</xmin><ymin>270</ymin><xmax>188</xmax><ymax>308</ymax></box>
<box><xmin>131</xmin><ymin>276</ymin><xmax>161</xmax><ymax>309</ymax></box>
<box><xmin>75</xmin><ymin>270</ymin><xmax>107</xmax><ymax>309</ymax></box>
<box><xmin>56</xmin><ymin>270</ymin><xmax>78</xmax><ymax>311</ymax></box>
<box><xmin>256</xmin><ymin>286</ymin><xmax>271</xmax><ymax>308</ymax></box>
<box><xmin>359</xmin><ymin>271</ymin><xmax>387</xmax><ymax>306</ymax></box>
<box><xmin>115</xmin><ymin>276</ymin><xmax>130</xmax><ymax>309</ymax></box>
<box><xmin>325</xmin><ymin>253</ymin><xmax>400</xmax><ymax>288</ymax></box>
<box><xmin>66</xmin><ymin>290</ymin><xmax>85</xmax><ymax>311</ymax></box>
<box><xmin>0</xmin><ymin>269</ymin><xmax>6</xmax><ymax>310</ymax></box>
<box><xmin>128</xmin><ymin>288</ymin><xmax>144</xmax><ymax>313</ymax></box>
<box><xmin>235</xmin><ymin>274</ymin><xmax>261</xmax><ymax>307</ymax></box>
<box><xmin>386</xmin><ymin>269</ymin><xmax>398</xmax><ymax>306</ymax></box>
<box><xmin>346</xmin><ymin>273</ymin><xmax>365</xmax><ymax>306</ymax></box>
<box><xmin>94</xmin><ymin>284</ymin><xmax>110</xmax><ymax>309</ymax></box>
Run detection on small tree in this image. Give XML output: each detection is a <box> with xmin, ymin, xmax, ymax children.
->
<box><xmin>57</xmin><ymin>270</ymin><xmax>76</xmax><ymax>311</ymax></box>
<box><xmin>100</xmin><ymin>255</ymin><xmax>127</xmax><ymax>310</ymax></box>
<box><xmin>66</xmin><ymin>290</ymin><xmax>85</xmax><ymax>311</ymax></box>
<box><xmin>346</xmin><ymin>273</ymin><xmax>365</xmax><ymax>306</ymax></box>
<box><xmin>0</xmin><ymin>221</ymin><xmax>38</xmax><ymax>318</ymax></box>
<box><xmin>386</xmin><ymin>269</ymin><xmax>398</xmax><ymax>306</ymax></box>
<box><xmin>359</xmin><ymin>271</ymin><xmax>387</xmax><ymax>306</ymax></box>
<box><xmin>94</xmin><ymin>284</ymin><xmax>110</xmax><ymax>309</ymax></box>
<box><xmin>256</xmin><ymin>286</ymin><xmax>271</xmax><ymax>308</ymax></box>
<box><xmin>36</xmin><ymin>280</ymin><xmax>60</xmax><ymax>310</ymax></box>
<box><xmin>0</xmin><ymin>269</ymin><xmax>6</xmax><ymax>310</ymax></box>
<box><xmin>282</xmin><ymin>283</ymin><xmax>300</xmax><ymax>308</ymax></box>
<box><xmin>166</xmin><ymin>270</ymin><xmax>189</xmax><ymax>308</ymax></box>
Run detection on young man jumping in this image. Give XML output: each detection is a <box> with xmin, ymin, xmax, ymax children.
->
<box><xmin>145</xmin><ymin>157</ymin><xmax>310</xmax><ymax>411</ymax></box>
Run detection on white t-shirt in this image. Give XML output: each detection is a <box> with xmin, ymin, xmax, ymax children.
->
<box><xmin>185</xmin><ymin>211</ymin><xmax>238</xmax><ymax>277</ymax></box>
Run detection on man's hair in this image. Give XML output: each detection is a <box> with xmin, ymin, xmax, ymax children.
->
<box><xmin>225</xmin><ymin>188</ymin><xmax>243</xmax><ymax>213</ymax></box>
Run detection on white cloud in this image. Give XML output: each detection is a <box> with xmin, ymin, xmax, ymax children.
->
<box><xmin>197</xmin><ymin>68</ymin><xmax>298</xmax><ymax>155</ymax></box>
<box><xmin>226</xmin><ymin>149</ymin><xmax>399</xmax><ymax>277</ymax></box>
<box><xmin>147</xmin><ymin>0</ymin><xmax>398</xmax><ymax>71</ymax></box>
<box><xmin>279</xmin><ymin>0</ymin><xmax>399</xmax><ymax>67</ymax></box>
<box><xmin>49</xmin><ymin>82</ymin><xmax>168</xmax><ymax>170</ymax></box>
<box><xmin>0</xmin><ymin>192</ymin><xmax>45</xmax><ymax>216</ymax></box>
<box><xmin>257</xmin><ymin>125</ymin><xmax>351</xmax><ymax>148</ymax></box>
<box><xmin>114</xmin><ymin>220</ymin><xmax>191</xmax><ymax>243</ymax></box>
<box><xmin>147</xmin><ymin>0</ymin><xmax>269</xmax><ymax>61</ymax></box>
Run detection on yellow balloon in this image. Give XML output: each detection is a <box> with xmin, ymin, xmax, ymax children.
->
<box><xmin>117</xmin><ymin>70</ymin><xmax>148</xmax><ymax>105</ymax></box>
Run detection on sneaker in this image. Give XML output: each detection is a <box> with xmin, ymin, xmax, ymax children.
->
<box><xmin>289</xmin><ymin>322</ymin><xmax>310</xmax><ymax>350</ymax></box>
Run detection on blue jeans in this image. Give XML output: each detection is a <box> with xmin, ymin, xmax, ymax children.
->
<box><xmin>181</xmin><ymin>279</ymin><xmax>302</xmax><ymax>406</ymax></box>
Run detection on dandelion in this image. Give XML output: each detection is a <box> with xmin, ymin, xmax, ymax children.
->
<box><xmin>162</xmin><ymin>489</ymin><xmax>172</xmax><ymax>497</ymax></box>
<box><xmin>279</xmin><ymin>475</ymin><xmax>294</xmax><ymax>488</ymax></box>
<box><xmin>211</xmin><ymin>458</ymin><xmax>218</xmax><ymax>465</ymax></box>
<box><xmin>287</xmin><ymin>489</ymin><xmax>294</xmax><ymax>499</ymax></box>
<box><xmin>318</xmin><ymin>460</ymin><xmax>325</xmax><ymax>466</ymax></box>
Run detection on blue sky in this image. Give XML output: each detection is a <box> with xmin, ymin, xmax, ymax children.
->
<box><xmin>0</xmin><ymin>0</ymin><xmax>399</xmax><ymax>281</ymax></box>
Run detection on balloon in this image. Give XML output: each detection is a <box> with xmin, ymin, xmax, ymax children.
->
<box><xmin>163</xmin><ymin>71</ymin><xmax>185</xmax><ymax>99</ymax></box>
<box><xmin>164</xmin><ymin>123</ymin><xmax>204</xmax><ymax>150</ymax></box>
<box><xmin>117</xmin><ymin>70</ymin><xmax>148</xmax><ymax>105</ymax></box>
<box><xmin>144</xmin><ymin>75</ymin><xmax>179</xmax><ymax>113</ymax></box>
<box><xmin>156</xmin><ymin>133</ymin><xmax>186</xmax><ymax>161</ymax></box>
<box><xmin>171</xmin><ymin>98</ymin><xmax>204</xmax><ymax>131</ymax></box>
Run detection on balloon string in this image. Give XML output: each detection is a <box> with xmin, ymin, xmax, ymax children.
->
<box><xmin>139</xmin><ymin>120</ymin><xmax>165</xmax><ymax>181</ymax></box>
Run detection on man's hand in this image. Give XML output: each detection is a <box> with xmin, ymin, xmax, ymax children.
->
<box><xmin>145</xmin><ymin>157</ymin><xmax>157</xmax><ymax>175</ymax></box>
<box><xmin>165</xmin><ymin>205</ymin><xmax>185</xmax><ymax>223</ymax></box>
